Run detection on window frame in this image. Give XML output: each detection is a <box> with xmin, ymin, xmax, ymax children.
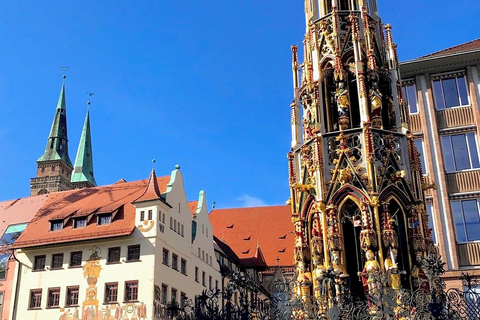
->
<box><xmin>65</xmin><ymin>286</ymin><xmax>79</xmax><ymax>307</ymax></box>
<box><xmin>50</xmin><ymin>220</ymin><xmax>63</xmax><ymax>231</ymax></box>
<box><xmin>107</xmin><ymin>247</ymin><xmax>121</xmax><ymax>264</ymax></box>
<box><xmin>124</xmin><ymin>280</ymin><xmax>139</xmax><ymax>302</ymax></box>
<box><xmin>162</xmin><ymin>249</ymin><xmax>169</xmax><ymax>266</ymax></box>
<box><xmin>195</xmin><ymin>267</ymin><xmax>199</xmax><ymax>283</ymax></box>
<box><xmin>414</xmin><ymin>138</ymin><xmax>427</xmax><ymax>175</ymax></box>
<box><xmin>161</xmin><ymin>284</ymin><xmax>168</xmax><ymax>304</ymax></box>
<box><xmin>97</xmin><ymin>213</ymin><xmax>112</xmax><ymax>226</ymax></box>
<box><xmin>402</xmin><ymin>81</ymin><xmax>418</xmax><ymax>114</ymax></box>
<box><xmin>34</xmin><ymin>255</ymin><xmax>46</xmax><ymax>271</ymax></box>
<box><xmin>180</xmin><ymin>258</ymin><xmax>187</xmax><ymax>275</ymax></box>
<box><xmin>127</xmin><ymin>245</ymin><xmax>141</xmax><ymax>262</ymax></box>
<box><xmin>172</xmin><ymin>254</ymin><xmax>178</xmax><ymax>271</ymax></box>
<box><xmin>105</xmin><ymin>282</ymin><xmax>118</xmax><ymax>304</ymax></box>
<box><xmin>29</xmin><ymin>289</ymin><xmax>42</xmax><ymax>309</ymax></box>
<box><xmin>441</xmin><ymin>132</ymin><xmax>480</xmax><ymax>172</ymax></box>
<box><xmin>432</xmin><ymin>72</ymin><xmax>469</xmax><ymax>110</ymax></box>
<box><xmin>47</xmin><ymin>287</ymin><xmax>61</xmax><ymax>308</ymax></box>
<box><xmin>0</xmin><ymin>254</ymin><xmax>10</xmax><ymax>280</ymax></box>
<box><xmin>51</xmin><ymin>253</ymin><xmax>64</xmax><ymax>269</ymax></box>
<box><xmin>73</xmin><ymin>217</ymin><xmax>87</xmax><ymax>228</ymax></box>
<box><xmin>452</xmin><ymin>199</ymin><xmax>480</xmax><ymax>243</ymax></box>
<box><xmin>69</xmin><ymin>251</ymin><xmax>82</xmax><ymax>268</ymax></box>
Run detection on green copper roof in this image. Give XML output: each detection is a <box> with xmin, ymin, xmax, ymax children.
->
<box><xmin>37</xmin><ymin>81</ymin><xmax>73</xmax><ymax>167</ymax></box>
<box><xmin>71</xmin><ymin>108</ymin><xmax>96</xmax><ymax>186</ymax></box>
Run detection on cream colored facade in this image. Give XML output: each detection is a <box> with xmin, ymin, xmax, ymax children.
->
<box><xmin>400</xmin><ymin>44</ymin><xmax>480</xmax><ymax>288</ymax></box>
<box><xmin>11</xmin><ymin>168</ymin><xmax>220</xmax><ymax>320</ymax></box>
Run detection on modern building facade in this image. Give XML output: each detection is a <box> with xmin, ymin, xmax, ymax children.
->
<box><xmin>400</xmin><ymin>39</ymin><xmax>480</xmax><ymax>288</ymax></box>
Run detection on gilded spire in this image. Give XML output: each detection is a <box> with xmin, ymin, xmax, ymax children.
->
<box><xmin>71</xmin><ymin>99</ymin><xmax>97</xmax><ymax>187</ymax></box>
<box><xmin>37</xmin><ymin>75</ymin><xmax>73</xmax><ymax>167</ymax></box>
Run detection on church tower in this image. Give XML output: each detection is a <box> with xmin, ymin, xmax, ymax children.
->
<box><xmin>288</xmin><ymin>0</ymin><xmax>436</xmax><ymax>308</ymax></box>
<box><xmin>71</xmin><ymin>101</ymin><xmax>97</xmax><ymax>189</ymax></box>
<box><xmin>30</xmin><ymin>76</ymin><xmax>74</xmax><ymax>196</ymax></box>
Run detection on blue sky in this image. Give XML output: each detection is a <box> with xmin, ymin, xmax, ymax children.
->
<box><xmin>0</xmin><ymin>1</ymin><xmax>479</xmax><ymax>208</ymax></box>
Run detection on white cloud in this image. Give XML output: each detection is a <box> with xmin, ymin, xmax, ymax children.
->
<box><xmin>236</xmin><ymin>195</ymin><xmax>267</xmax><ymax>208</ymax></box>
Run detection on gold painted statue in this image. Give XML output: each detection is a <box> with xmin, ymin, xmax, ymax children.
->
<box><xmin>369</xmin><ymin>81</ymin><xmax>383</xmax><ymax>128</ymax></box>
<box><xmin>335</xmin><ymin>81</ymin><xmax>350</xmax><ymax>130</ymax></box>
<box><xmin>384</xmin><ymin>248</ymin><xmax>401</xmax><ymax>289</ymax></box>
<box><xmin>359</xmin><ymin>250</ymin><xmax>381</xmax><ymax>294</ymax></box>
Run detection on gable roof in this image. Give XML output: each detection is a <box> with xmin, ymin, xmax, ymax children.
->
<box><xmin>13</xmin><ymin>176</ymin><xmax>169</xmax><ymax>249</ymax></box>
<box><xmin>420</xmin><ymin>38</ymin><xmax>480</xmax><ymax>59</ymax></box>
<box><xmin>133</xmin><ymin>169</ymin><xmax>164</xmax><ymax>203</ymax></box>
<box><xmin>209</xmin><ymin>205</ymin><xmax>294</xmax><ymax>268</ymax></box>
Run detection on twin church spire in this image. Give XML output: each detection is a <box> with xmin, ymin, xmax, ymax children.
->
<box><xmin>30</xmin><ymin>75</ymin><xmax>97</xmax><ymax>196</ymax></box>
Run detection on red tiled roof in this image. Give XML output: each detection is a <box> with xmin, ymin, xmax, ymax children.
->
<box><xmin>0</xmin><ymin>194</ymin><xmax>48</xmax><ymax>238</ymax></box>
<box><xmin>420</xmin><ymin>38</ymin><xmax>480</xmax><ymax>58</ymax></box>
<box><xmin>209</xmin><ymin>205</ymin><xmax>294</xmax><ymax>268</ymax></box>
<box><xmin>188</xmin><ymin>201</ymin><xmax>199</xmax><ymax>218</ymax></box>
<box><xmin>133</xmin><ymin>169</ymin><xmax>163</xmax><ymax>203</ymax></box>
<box><xmin>13</xmin><ymin>176</ymin><xmax>169</xmax><ymax>249</ymax></box>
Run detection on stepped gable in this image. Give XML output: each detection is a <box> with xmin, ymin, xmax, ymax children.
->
<box><xmin>13</xmin><ymin>176</ymin><xmax>169</xmax><ymax>249</ymax></box>
<box><xmin>209</xmin><ymin>205</ymin><xmax>294</xmax><ymax>267</ymax></box>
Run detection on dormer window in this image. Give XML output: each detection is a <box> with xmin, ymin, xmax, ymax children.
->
<box><xmin>73</xmin><ymin>217</ymin><xmax>87</xmax><ymax>228</ymax></box>
<box><xmin>50</xmin><ymin>220</ymin><xmax>63</xmax><ymax>231</ymax></box>
<box><xmin>97</xmin><ymin>213</ymin><xmax>112</xmax><ymax>226</ymax></box>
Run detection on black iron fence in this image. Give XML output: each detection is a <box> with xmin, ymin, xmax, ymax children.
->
<box><xmin>155</xmin><ymin>266</ymin><xmax>480</xmax><ymax>320</ymax></box>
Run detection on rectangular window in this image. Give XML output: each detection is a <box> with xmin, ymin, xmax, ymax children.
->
<box><xmin>105</xmin><ymin>283</ymin><xmax>118</xmax><ymax>303</ymax></box>
<box><xmin>209</xmin><ymin>276</ymin><xmax>212</xmax><ymax>290</ymax></box>
<box><xmin>402</xmin><ymin>82</ymin><xmax>418</xmax><ymax>114</ymax></box>
<box><xmin>170</xmin><ymin>217</ymin><xmax>173</xmax><ymax>229</ymax></box>
<box><xmin>148</xmin><ymin>210</ymin><xmax>153</xmax><ymax>220</ymax></box>
<box><xmin>173</xmin><ymin>219</ymin><xmax>177</xmax><ymax>232</ymax></box>
<box><xmin>73</xmin><ymin>217</ymin><xmax>87</xmax><ymax>228</ymax></box>
<box><xmin>47</xmin><ymin>288</ymin><xmax>60</xmax><ymax>308</ymax></box>
<box><xmin>51</xmin><ymin>253</ymin><xmax>64</xmax><ymax>269</ymax></box>
<box><xmin>162</xmin><ymin>249</ymin><xmax>169</xmax><ymax>265</ymax></box>
<box><xmin>172</xmin><ymin>254</ymin><xmax>178</xmax><ymax>270</ymax></box>
<box><xmin>70</xmin><ymin>251</ymin><xmax>82</xmax><ymax>267</ymax></box>
<box><xmin>181</xmin><ymin>224</ymin><xmax>184</xmax><ymax>237</ymax></box>
<box><xmin>127</xmin><ymin>245</ymin><xmax>140</xmax><ymax>261</ymax></box>
<box><xmin>97</xmin><ymin>213</ymin><xmax>112</xmax><ymax>226</ymax></box>
<box><xmin>65</xmin><ymin>286</ymin><xmax>79</xmax><ymax>306</ymax></box>
<box><xmin>452</xmin><ymin>199</ymin><xmax>480</xmax><ymax>242</ymax></box>
<box><xmin>29</xmin><ymin>289</ymin><xmax>42</xmax><ymax>309</ymax></box>
<box><xmin>108</xmin><ymin>247</ymin><xmax>121</xmax><ymax>263</ymax></box>
<box><xmin>426</xmin><ymin>202</ymin><xmax>436</xmax><ymax>244</ymax></box>
<box><xmin>50</xmin><ymin>220</ymin><xmax>63</xmax><ymax>231</ymax></box>
<box><xmin>195</xmin><ymin>267</ymin><xmax>199</xmax><ymax>282</ymax></box>
<box><xmin>181</xmin><ymin>259</ymin><xmax>187</xmax><ymax>275</ymax></box>
<box><xmin>441</xmin><ymin>133</ymin><xmax>480</xmax><ymax>172</ymax></box>
<box><xmin>125</xmin><ymin>281</ymin><xmax>138</xmax><ymax>302</ymax></box>
<box><xmin>181</xmin><ymin>292</ymin><xmax>187</xmax><ymax>306</ymax></box>
<box><xmin>414</xmin><ymin>139</ymin><xmax>427</xmax><ymax>174</ymax></box>
<box><xmin>171</xmin><ymin>288</ymin><xmax>177</xmax><ymax>302</ymax></box>
<box><xmin>0</xmin><ymin>254</ymin><xmax>9</xmax><ymax>279</ymax></box>
<box><xmin>215</xmin><ymin>280</ymin><xmax>219</xmax><ymax>291</ymax></box>
<box><xmin>140</xmin><ymin>211</ymin><xmax>145</xmax><ymax>221</ymax></box>
<box><xmin>433</xmin><ymin>74</ymin><xmax>469</xmax><ymax>109</ymax></box>
<box><xmin>161</xmin><ymin>284</ymin><xmax>168</xmax><ymax>304</ymax></box>
<box><xmin>34</xmin><ymin>255</ymin><xmax>46</xmax><ymax>271</ymax></box>
<box><xmin>202</xmin><ymin>271</ymin><xmax>206</xmax><ymax>286</ymax></box>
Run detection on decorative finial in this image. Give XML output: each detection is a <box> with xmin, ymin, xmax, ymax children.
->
<box><xmin>175</xmin><ymin>164</ymin><xmax>180</xmax><ymax>170</ymax></box>
<box><xmin>152</xmin><ymin>159</ymin><xmax>156</xmax><ymax>169</ymax></box>
<box><xmin>61</xmin><ymin>66</ymin><xmax>69</xmax><ymax>80</ymax></box>
<box><xmin>86</xmin><ymin>92</ymin><xmax>94</xmax><ymax>109</ymax></box>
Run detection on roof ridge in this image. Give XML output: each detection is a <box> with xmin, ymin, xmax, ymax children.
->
<box><xmin>133</xmin><ymin>169</ymin><xmax>163</xmax><ymax>203</ymax></box>
<box><xmin>420</xmin><ymin>38</ymin><xmax>480</xmax><ymax>58</ymax></box>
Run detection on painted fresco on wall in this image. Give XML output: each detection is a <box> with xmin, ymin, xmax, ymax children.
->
<box><xmin>59</xmin><ymin>303</ymin><xmax>147</xmax><ymax>320</ymax></box>
<box><xmin>58</xmin><ymin>246</ymin><xmax>147</xmax><ymax>320</ymax></box>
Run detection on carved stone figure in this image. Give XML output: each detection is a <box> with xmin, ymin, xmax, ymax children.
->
<box><xmin>369</xmin><ymin>81</ymin><xmax>383</xmax><ymax>128</ymax></box>
<box><xmin>335</xmin><ymin>81</ymin><xmax>350</xmax><ymax>130</ymax></box>
<box><xmin>359</xmin><ymin>250</ymin><xmax>381</xmax><ymax>295</ymax></box>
